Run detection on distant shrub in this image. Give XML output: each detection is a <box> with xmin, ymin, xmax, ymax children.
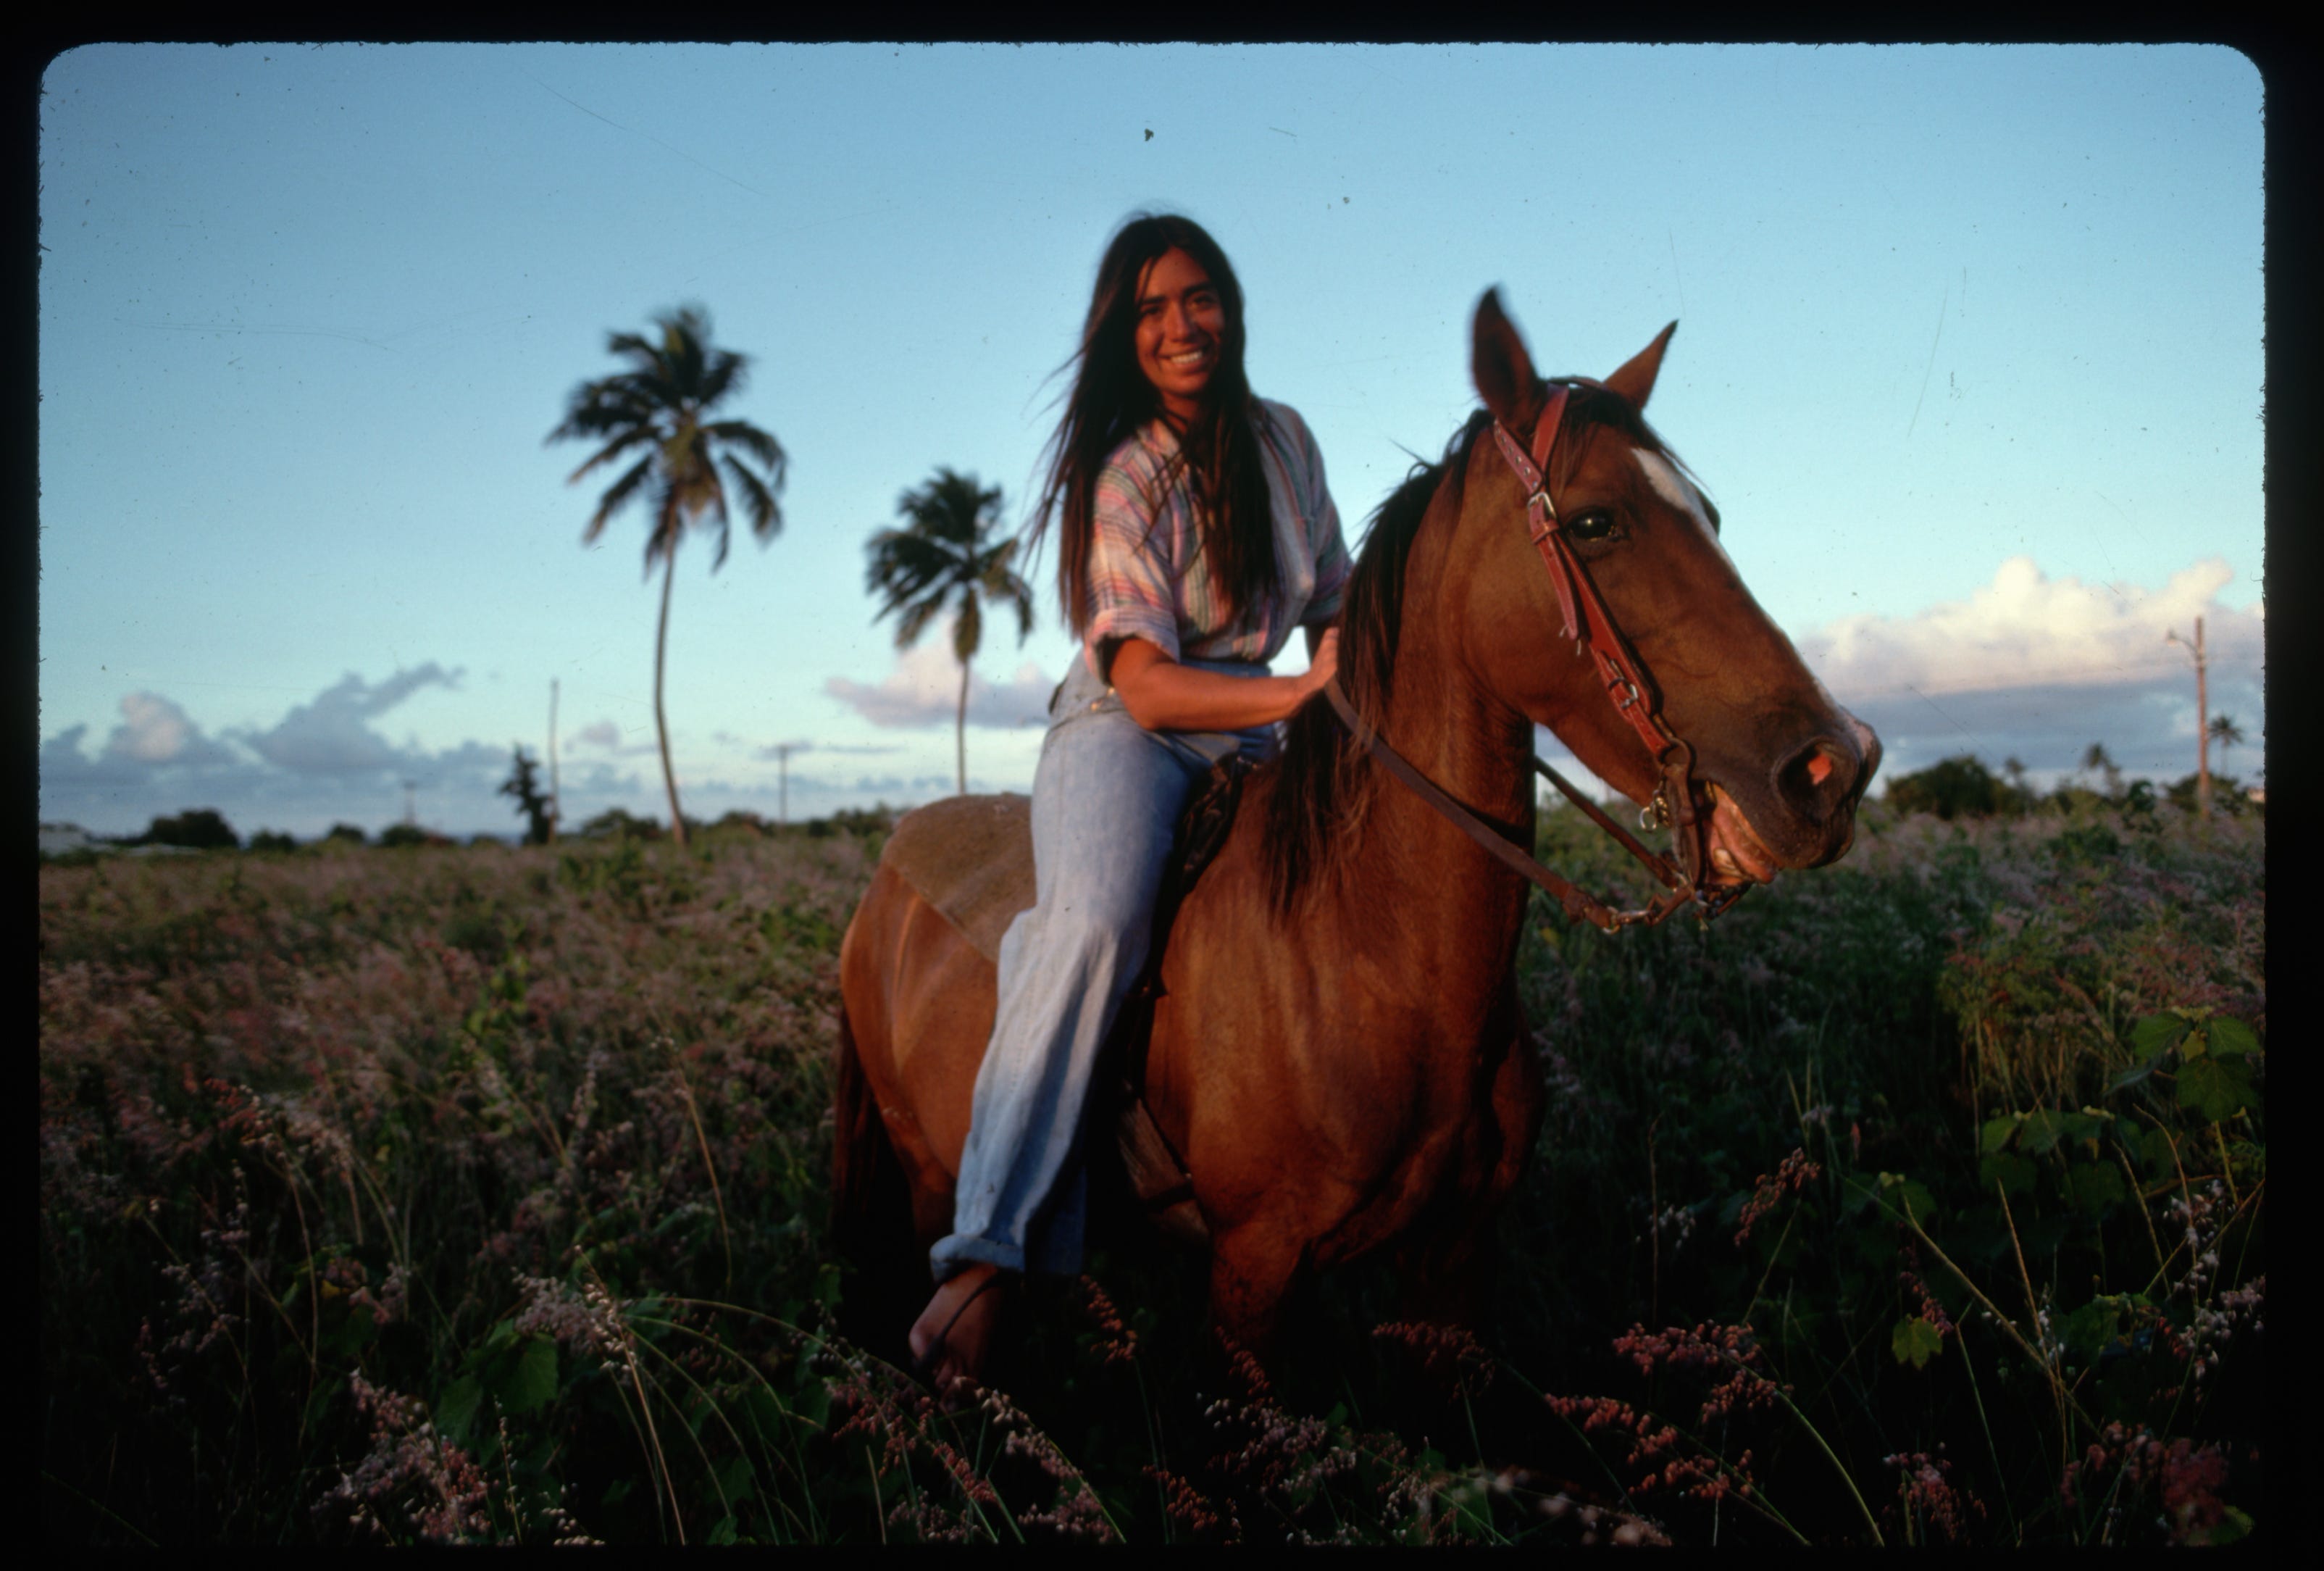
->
<box><xmin>1884</xmin><ymin>754</ymin><xmax>2023</xmax><ymax>820</ymax></box>
<box><xmin>578</xmin><ymin>807</ymin><xmax>666</xmax><ymax>841</ymax></box>
<box><xmin>138</xmin><ymin>807</ymin><xmax>241</xmax><ymax>850</ymax></box>
<box><xmin>247</xmin><ymin>829</ymin><xmax>300</xmax><ymax>853</ymax></box>
<box><xmin>2166</xmin><ymin>771</ymin><xmax>2249</xmax><ymax>816</ymax></box>
<box><xmin>804</xmin><ymin>804</ymin><xmax>895</xmax><ymax>840</ymax></box>
<box><xmin>324</xmin><ymin>822</ymin><xmax>369</xmax><ymax>846</ymax></box>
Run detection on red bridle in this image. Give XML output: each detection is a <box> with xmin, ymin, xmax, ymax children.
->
<box><xmin>1326</xmin><ymin>380</ymin><xmax>1745</xmax><ymax>931</ymax></box>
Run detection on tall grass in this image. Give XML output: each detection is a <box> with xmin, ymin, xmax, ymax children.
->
<box><xmin>39</xmin><ymin>802</ymin><xmax>2263</xmax><ymax>1544</ymax></box>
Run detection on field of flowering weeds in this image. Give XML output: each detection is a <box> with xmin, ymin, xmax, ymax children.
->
<box><xmin>39</xmin><ymin>804</ymin><xmax>2264</xmax><ymax>1545</ymax></box>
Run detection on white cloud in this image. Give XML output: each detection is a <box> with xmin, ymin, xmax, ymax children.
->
<box><xmin>1800</xmin><ymin>557</ymin><xmax>2261</xmax><ymax>701</ymax></box>
<box><xmin>569</xmin><ymin>719</ymin><xmax>658</xmax><ymax>756</ymax></box>
<box><xmin>41</xmin><ymin>664</ymin><xmax>513</xmax><ymax>838</ymax></box>
<box><xmin>800</xmin><ymin>741</ymin><xmax>906</xmax><ymax>757</ymax></box>
<box><xmin>825</xmin><ymin>630</ymin><xmax>1055</xmax><ymax>730</ymax></box>
<box><xmin>1792</xmin><ymin>557</ymin><xmax>2265</xmax><ymax>783</ymax></box>
<box><xmin>99</xmin><ymin>691</ymin><xmax>241</xmax><ymax>768</ymax></box>
<box><xmin>241</xmin><ymin>663</ymin><xmax>463</xmax><ymax>773</ymax></box>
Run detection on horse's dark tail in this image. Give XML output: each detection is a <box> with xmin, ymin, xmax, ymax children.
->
<box><xmin>829</xmin><ymin>996</ymin><xmax>917</xmax><ymax>1355</ymax></box>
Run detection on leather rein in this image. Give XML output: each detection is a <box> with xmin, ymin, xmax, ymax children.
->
<box><xmin>1324</xmin><ymin>380</ymin><xmax>1745</xmax><ymax>933</ymax></box>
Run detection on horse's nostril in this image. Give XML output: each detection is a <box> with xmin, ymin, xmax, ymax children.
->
<box><xmin>1778</xmin><ymin>738</ymin><xmax>1857</xmax><ymax>815</ymax></box>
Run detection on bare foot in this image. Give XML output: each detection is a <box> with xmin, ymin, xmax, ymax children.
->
<box><xmin>908</xmin><ymin>1264</ymin><xmax>1012</xmax><ymax>1395</ymax></box>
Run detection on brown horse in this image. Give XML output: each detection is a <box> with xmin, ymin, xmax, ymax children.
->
<box><xmin>834</xmin><ymin>291</ymin><xmax>1878</xmax><ymax>1366</ymax></box>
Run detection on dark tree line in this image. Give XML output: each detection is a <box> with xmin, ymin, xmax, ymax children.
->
<box><xmin>1883</xmin><ymin>751</ymin><xmax>2255</xmax><ymax>821</ymax></box>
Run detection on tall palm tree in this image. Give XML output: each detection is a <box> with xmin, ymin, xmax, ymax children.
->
<box><xmin>2207</xmin><ymin>713</ymin><xmax>2244</xmax><ymax>778</ymax></box>
<box><xmin>2081</xmin><ymin>741</ymin><xmax>2121</xmax><ymax>800</ymax></box>
<box><xmin>864</xmin><ymin>469</ymin><xmax>1035</xmax><ymax>795</ymax></box>
<box><xmin>548</xmin><ymin>307</ymin><xmax>785</xmax><ymax>851</ymax></box>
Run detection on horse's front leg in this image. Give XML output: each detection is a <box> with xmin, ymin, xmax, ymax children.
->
<box><xmin>1205</xmin><ymin>1218</ymin><xmax>1308</xmax><ymax>1363</ymax></box>
<box><xmin>1393</xmin><ymin>1014</ymin><xmax>1546</xmax><ymax>1329</ymax></box>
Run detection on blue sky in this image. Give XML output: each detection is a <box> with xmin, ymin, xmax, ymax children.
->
<box><xmin>38</xmin><ymin>43</ymin><xmax>2265</xmax><ymax>838</ymax></box>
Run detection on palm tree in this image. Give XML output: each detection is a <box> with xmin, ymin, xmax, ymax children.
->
<box><xmin>2207</xmin><ymin>713</ymin><xmax>2244</xmax><ymax>779</ymax></box>
<box><xmin>2081</xmin><ymin>742</ymin><xmax>2122</xmax><ymax>801</ymax></box>
<box><xmin>2002</xmin><ymin>755</ymin><xmax>2031</xmax><ymax>815</ymax></box>
<box><xmin>548</xmin><ymin>307</ymin><xmax>785</xmax><ymax>851</ymax></box>
<box><xmin>864</xmin><ymin>469</ymin><xmax>1035</xmax><ymax>795</ymax></box>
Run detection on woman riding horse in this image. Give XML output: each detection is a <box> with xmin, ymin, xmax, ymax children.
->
<box><xmin>907</xmin><ymin>213</ymin><xmax>1350</xmax><ymax>1385</ymax></box>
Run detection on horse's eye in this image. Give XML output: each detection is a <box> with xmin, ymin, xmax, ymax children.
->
<box><xmin>1566</xmin><ymin>510</ymin><xmax>1622</xmax><ymax>542</ymax></box>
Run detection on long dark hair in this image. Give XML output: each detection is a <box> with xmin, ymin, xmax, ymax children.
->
<box><xmin>1029</xmin><ymin>212</ymin><xmax>1279</xmax><ymax>641</ymax></box>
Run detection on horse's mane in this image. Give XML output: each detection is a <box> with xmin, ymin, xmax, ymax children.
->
<box><xmin>1261</xmin><ymin>383</ymin><xmax>1682</xmax><ymax>917</ymax></box>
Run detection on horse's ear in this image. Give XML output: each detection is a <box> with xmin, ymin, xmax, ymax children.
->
<box><xmin>1603</xmin><ymin>322</ymin><xmax>1679</xmax><ymax>412</ymax></box>
<box><xmin>1471</xmin><ymin>288</ymin><xmax>1539</xmax><ymax>430</ymax></box>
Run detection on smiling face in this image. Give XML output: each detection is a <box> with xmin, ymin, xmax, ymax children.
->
<box><xmin>1133</xmin><ymin>246</ymin><xmax>1228</xmax><ymax>422</ymax></box>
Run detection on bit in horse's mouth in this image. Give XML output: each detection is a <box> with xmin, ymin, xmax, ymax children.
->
<box><xmin>1703</xmin><ymin>783</ymin><xmax>1780</xmax><ymax>885</ymax></box>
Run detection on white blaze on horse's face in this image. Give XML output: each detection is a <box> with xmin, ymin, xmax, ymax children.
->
<box><xmin>1631</xmin><ymin>448</ymin><xmax>1734</xmax><ymax>570</ymax></box>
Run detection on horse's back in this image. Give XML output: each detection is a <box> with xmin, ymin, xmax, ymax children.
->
<box><xmin>838</xmin><ymin>801</ymin><xmax>1021</xmax><ymax>1218</ymax></box>
<box><xmin>877</xmin><ymin>793</ymin><xmax>1037</xmax><ymax>965</ymax></box>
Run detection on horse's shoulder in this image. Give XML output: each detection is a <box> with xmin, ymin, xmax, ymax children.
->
<box><xmin>880</xmin><ymin>794</ymin><xmax>1034</xmax><ymax>966</ymax></box>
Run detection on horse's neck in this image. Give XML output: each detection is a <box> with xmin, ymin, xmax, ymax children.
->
<box><xmin>1332</xmin><ymin>520</ymin><xmax>1542</xmax><ymax>975</ymax></box>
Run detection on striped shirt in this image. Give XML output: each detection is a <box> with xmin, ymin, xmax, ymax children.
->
<box><xmin>1083</xmin><ymin>399</ymin><xmax>1352</xmax><ymax>677</ymax></box>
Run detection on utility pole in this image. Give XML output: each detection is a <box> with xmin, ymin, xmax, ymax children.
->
<box><xmin>774</xmin><ymin>743</ymin><xmax>797</xmax><ymax>826</ymax></box>
<box><xmin>403</xmin><ymin>779</ymin><xmax>419</xmax><ymax>827</ymax></box>
<box><xmin>548</xmin><ymin>678</ymin><xmax>562</xmax><ymax>843</ymax></box>
<box><xmin>2167</xmin><ymin>616</ymin><xmax>2211</xmax><ymax>817</ymax></box>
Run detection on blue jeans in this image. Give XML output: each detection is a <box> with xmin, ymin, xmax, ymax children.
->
<box><xmin>930</xmin><ymin>654</ymin><xmax>1278</xmax><ymax>1283</ymax></box>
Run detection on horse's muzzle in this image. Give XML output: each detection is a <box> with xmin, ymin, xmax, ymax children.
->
<box><xmin>1761</xmin><ymin>712</ymin><xmax>1880</xmax><ymax>868</ymax></box>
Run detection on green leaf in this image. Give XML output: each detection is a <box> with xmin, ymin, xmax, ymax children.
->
<box><xmin>436</xmin><ymin>1375</ymin><xmax>484</xmax><ymax>1446</ymax></box>
<box><xmin>1892</xmin><ymin>1317</ymin><xmax>1944</xmax><ymax>1370</ymax></box>
<box><xmin>2061</xmin><ymin>1295</ymin><xmax>2128</xmax><ymax>1361</ymax></box>
<box><xmin>2207</xmin><ymin>1017</ymin><xmax>2259</xmax><ymax>1059</ymax></box>
<box><xmin>2065</xmin><ymin>1161</ymin><xmax>2126</xmax><ymax>1214</ymax></box>
<box><xmin>1878</xmin><ymin>1172</ymin><xmax>1941</xmax><ymax>1226</ymax></box>
<box><xmin>2058</xmin><ymin>1112</ymin><xmax>2107</xmax><ymax>1149</ymax></box>
<box><xmin>650</xmin><ymin>1206</ymin><xmax>706</xmax><ymax>1240</ymax></box>
<box><xmin>1979</xmin><ymin>1114</ymin><xmax>2022</xmax><ymax>1154</ymax></box>
<box><xmin>2178</xmin><ymin>1056</ymin><xmax>2257</xmax><ymax>1123</ymax></box>
<box><xmin>2224</xmin><ymin>1138</ymin><xmax>2267</xmax><ymax>1183</ymax></box>
<box><xmin>716</xmin><ymin>1454</ymin><xmax>756</xmax><ymax>1505</ymax></box>
<box><xmin>1978</xmin><ymin>1151</ymin><xmax>2036</xmax><ymax>1196</ymax></box>
<box><xmin>2181</xmin><ymin>1026</ymin><xmax>2210</xmax><ymax>1060</ymax></box>
<box><xmin>2017</xmin><ymin>1110</ymin><xmax>2067</xmax><ymax>1157</ymax></box>
<box><xmin>2131</xmin><ymin>1013</ymin><xmax>2193</xmax><ymax>1057</ymax></box>
<box><xmin>2204</xmin><ymin>1506</ymin><xmax>2254</xmax><ymax>1546</ymax></box>
<box><xmin>504</xmin><ymin>1335</ymin><xmax>559</xmax><ymax>1415</ymax></box>
<box><xmin>2140</xmin><ymin>1125</ymin><xmax>2177</xmax><ymax>1175</ymax></box>
<box><xmin>323</xmin><ymin>1303</ymin><xmax>380</xmax><ymax>1356</ymax></box>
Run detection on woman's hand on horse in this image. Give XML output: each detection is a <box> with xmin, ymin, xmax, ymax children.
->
<box><xmin>1303</xmin><ymin>627</ymin><xmax>1341</xmax><ymax>698</ymax></box>
<box><xmin>1109</xmin><ymin>631</ymin><xmax>1339</xmax><ymax>733</ymax></box>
